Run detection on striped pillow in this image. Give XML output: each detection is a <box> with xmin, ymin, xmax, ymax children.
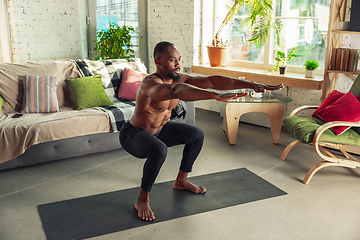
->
<box><xmin>22</xmin><ymin>75</ymin><xmax>59</xmax><ymax>113</ymax></box>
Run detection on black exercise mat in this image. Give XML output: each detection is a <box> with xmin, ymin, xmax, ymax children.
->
<box><xmin>38</xmin><ymin>168</ymin><xmax>286</xmax><ymax>240</ymax></box>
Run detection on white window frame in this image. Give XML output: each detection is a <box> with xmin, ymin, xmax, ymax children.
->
<box><xmin>211</xmin><ymin>0</ymin><xmax>329</xmax><ymax>76</ymax></box>
<box><xmin>86</xmin><ymin>0</ymin><xmax>148</xmax><ymax>67</ymax></box>
<box><xmin>0</xmin><ymin>0</ymin><xmax>12</xmax><ymax>63</ymax></box>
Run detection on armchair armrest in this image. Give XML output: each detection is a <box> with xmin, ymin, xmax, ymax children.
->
<box><xmin>312</xmin><ymin>121</ymin><xmax>360</xmax><ymax>164</ymax></box>
<box><xmin>290</xmin><ymin>105</ymin><xmax>319</xmax><ymax>116</ymax></box>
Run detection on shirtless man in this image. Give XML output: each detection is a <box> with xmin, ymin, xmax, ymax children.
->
<box><xmin>119</xmin><ymin>41</ymin><xmax>283</xmax><ymax>221</ymax></box>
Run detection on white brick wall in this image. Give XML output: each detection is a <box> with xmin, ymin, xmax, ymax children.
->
<box><xmin>147</xmin><ymin>0</ymin><xmax>195</xmax><ymax>73</ymax></box>
<box><xmin>7</xmin><ymin>0</ymin><xmax>87</xmax><ymax>62</ymax></box>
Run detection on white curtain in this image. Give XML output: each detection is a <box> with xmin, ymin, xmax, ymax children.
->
<box><xmin>0</xmin><ymin>0</ymin><xmax>12</xmax><ymax>63</ymax></box>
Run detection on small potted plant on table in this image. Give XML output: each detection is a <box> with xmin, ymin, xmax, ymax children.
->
<box><xmin>304</xmin><ymin>59</ymin><xmax>319</xmax><ymax>78</ymax></box>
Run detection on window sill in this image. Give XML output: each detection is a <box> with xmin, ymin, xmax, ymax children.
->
<box><xmin>191</xmin><ymin>64</ymin><xmax>324</xmax><ymax>90</ymax></box>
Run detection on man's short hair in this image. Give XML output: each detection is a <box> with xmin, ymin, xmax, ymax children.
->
<box><xmin>153</xmin><ymin>41</ymin><xmax>174</xmax><ymax>60</ymax></box>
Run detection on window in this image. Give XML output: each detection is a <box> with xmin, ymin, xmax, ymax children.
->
<box><xmin>87</xmin><ymin>0</ymin><xmax>148</xmax><ymax>67</ymax></box>
<box><xmin>225</xmin><ymin>0</ymin><xmax>330</xmax><ymax>73</ymax></box>
<box><xmin>95</xmin><ymin>0</ymin><xmax>139</xmax><ymax>53</ymax></box>
<box><xmin>0</xmin><ymin>0</ymin><xmax>11</xmax><ymax>63</ymax></box>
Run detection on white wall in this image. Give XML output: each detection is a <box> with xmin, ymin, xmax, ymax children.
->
<box><xmin>7</xmin><ymin>0</ymin><xmax>87</xmax><ymax>62</ymax></box>
<box><xmin>147</xmin><ymin>0</ymin><xmax>196</xmax><ymax>73</ymax></box>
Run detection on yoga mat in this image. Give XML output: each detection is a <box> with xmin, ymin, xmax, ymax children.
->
<box><xmin>38</xmin><ymin>168</ymin><xmax>286</xmax><ymax>240</ymax></box>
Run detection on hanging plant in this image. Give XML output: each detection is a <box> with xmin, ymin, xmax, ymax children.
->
<box><xmin>209</xmin><ymin>0</ymin><xmax>281</xmax><ymax>48</ymax></box>
<box><xmin>93</xmin><ymin>23</ymin><xmax>135</xmax><ymax>60</ymax></box>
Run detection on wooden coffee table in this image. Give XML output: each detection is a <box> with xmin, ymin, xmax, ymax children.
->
<box><xmin>222</xmin><ymin>92</ymin><xmax>292</xmax><ymax>145</ymax></box>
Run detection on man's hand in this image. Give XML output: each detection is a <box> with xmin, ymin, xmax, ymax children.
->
<box><xmin>215</xmin><ymin>92</ymin><xmax>248</xmax><ymax>102</ymax></box>
<box><xmin>253</xmin><ymin>82</ymin><xmax>284</xmax><ymax>93</ymax></box>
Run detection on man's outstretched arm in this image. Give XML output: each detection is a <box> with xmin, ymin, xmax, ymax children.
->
<box><xmin>183</xmin><ymin>74</ymin><xmax>283</xmax><ymax>93</ymax></box>
<box><xmin>140</xmin><ymin>77</ymin><xmax>246</xmax><ymax>102</ymax></box>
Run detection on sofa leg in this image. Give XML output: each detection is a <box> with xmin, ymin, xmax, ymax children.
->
<box><xmin>280</xmin><ymin>140</ymin><xmax>302</xmax><ymax>160</ymax></box>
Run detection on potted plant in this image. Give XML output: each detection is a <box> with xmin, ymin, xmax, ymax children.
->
<box><xmin>271</xmin><ymin>46</ymin><xmax>301</xmax><ymax>74</ymax></box>
<box><xmin>304</xmin><ymin>59</ymin><xmax>319</xmax><ymax>78</ymax></box>
<box><xmin>207</xmin><ymin>0</ymin><xmax>280</xmax><ymax>67</ymax></box>
<box><xmin>93</xmin><ymin>23</ymin><xmax>135</xmax><ymax>60</ymax></box>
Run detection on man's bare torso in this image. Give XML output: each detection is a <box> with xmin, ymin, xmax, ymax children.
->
<box><xmin>129</xmin><ymin>73</ymin><xmax>181</xmax><ymax>135</ymax></box>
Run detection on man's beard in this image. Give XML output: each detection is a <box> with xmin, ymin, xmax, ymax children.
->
<box><xmin>171</xmin><ymin>68</ymin><xmax>181</xmax><ymax>81</ymax></box>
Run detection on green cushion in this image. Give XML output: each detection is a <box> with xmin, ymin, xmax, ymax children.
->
<box><xmin>65</xmin><ymin>75</ymin><xmax>113</xmax><ymax>110</ymax></box>
<box><xmin>350</xmin><ymin>74</ymin><xmax>360</xmax><ymax>97</ymax></box>
<box><xmin>283</xmin><ymin>115</ymin><xmax>360</xmax><ymax>146</ymax></box>
<box><xmin>0</xmin><ymin>96</ymin><xmax>4</xmax><ymax>114</ymax></box>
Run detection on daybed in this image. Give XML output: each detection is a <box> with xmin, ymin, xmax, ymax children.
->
<box><xmin>0</xmin><ymin>58</ymin><xmax>195</xmax><ymax>171</ymax></box>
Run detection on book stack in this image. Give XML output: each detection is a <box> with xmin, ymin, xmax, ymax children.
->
<box><xmin>329</xmin><ymin>48</ymin><xmax>359</xmax><ymax>72</ymax></box>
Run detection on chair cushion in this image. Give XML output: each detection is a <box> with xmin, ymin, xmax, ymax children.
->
<box><xmin>283</xmin><ymin>115</ymin><xmax>360</xmax><ymax>145</ymax></box>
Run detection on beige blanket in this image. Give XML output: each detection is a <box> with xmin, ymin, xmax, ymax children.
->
<box><xmin>0</xmin><ymin>107</ymin><xmax>111</xmax><ymax>164</ymax></box>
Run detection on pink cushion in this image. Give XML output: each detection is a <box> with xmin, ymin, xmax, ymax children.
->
<box><xmin>118</xmin><ymin>68</ymin><xmax>147</xmax><ymax>100</ymax></box>
<box><xmin>316</xmin><ymin>91</ymin><xmax>360</xmax><ymax>135</ymax></box>
<box><xmin>312</xmin><ymin>90</ymin><xmax>344</xmax><ymax>119</ymax></box>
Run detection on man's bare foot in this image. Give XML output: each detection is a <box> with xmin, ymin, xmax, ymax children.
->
<box><xmin>173</xmin><ymin>179</ymin><xmax>206</xmax><ymax>193</ymax></box>
<box><xmin>173</xmin><ymin>170</ymin><xmax>206</xmax><ymax>193</ymax></box>
<box><xmin>135</xmin><ymin>189</ymin><xmax>155</xmax><ymax>221</ymax></box>
<box><xmin>135</xmin><ymin>201</ymin><xmax>155</xmax><ymax>221</ymax></box>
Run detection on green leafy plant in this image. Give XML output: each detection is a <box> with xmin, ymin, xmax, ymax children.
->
<box><xmin>93</xmin><ymin>24</ymin><xmax>135</xmax><ymax>60</ymax></box>
<box><xmin>271</xmin><ymin>46</ymin><xmax>301</xmax><ymax>71</ymax></box>
<box><xmin>210</xmin><ymin>0</ymin><xmax>281</xmax><ymax>48</ymax></box>
<box><xmin>304</xmin><ymin>59</ymin><xmax>319</xmax><ymax>70</ymax></box>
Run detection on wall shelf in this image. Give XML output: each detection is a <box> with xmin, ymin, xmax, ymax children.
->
<box><xmin>331</xmin><ymin>30</ymin><xmax>360</xmax><ymax>34</ymax></box>
<box><xmin>327</xmin><ymin>70</ymin><xmax>360</xmax><ymax>74</ymax></box>
<box><xmin>323</xmin><ymin>0</ymin><xmax>360</xmax><ymax>100</ymax></box>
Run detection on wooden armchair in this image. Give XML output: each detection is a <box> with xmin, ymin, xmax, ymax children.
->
<box><xmin>281</xmin><ymin>76</ymin><xmax>360</xmax><ymax>184</ymax></box>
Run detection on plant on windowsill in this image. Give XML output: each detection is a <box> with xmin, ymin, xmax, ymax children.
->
<box><xmin>207</xmin><ymin>0</ymin><xmax>281</xmax><ymax>67</ymax></box>
<box><xmin>93</xmin><ymin>23</ymin><xmax>135</xmax><ymax>60</ymax></box>
<box><xmin>304</xmin><ymin>59</ymin><xmax>319</xmax><ymax>78</ymax></box>
<box><xmin>271</xmin><ymin>46</ymin><xmax>301</xmax><ymax>74</ymax></box>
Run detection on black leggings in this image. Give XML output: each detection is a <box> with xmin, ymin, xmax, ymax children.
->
<box><xmin>119</xmin><ymin>121</ymin><xmax>204</xmax><ymax>192</ymax></box>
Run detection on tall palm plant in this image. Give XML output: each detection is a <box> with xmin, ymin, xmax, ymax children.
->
<box><xmin>211</xmin><ymin>0</ymin><xmax>281</xmax><ymax>49</ymax></box>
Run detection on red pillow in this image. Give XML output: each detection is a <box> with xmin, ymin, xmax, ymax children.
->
<box><xmin>316</xmin><ymin>91</ymin><xmax>360</xmax><ymax>135</ymax></box>
<box><xmin>312</xmin><ymin>90</ymin><xmax>344</xmax><ymax>119</ymax></box>
<box><xmin>118</xmin><ymin>68</ymin><xmax>148</xmax><ymax>100</ymax></box>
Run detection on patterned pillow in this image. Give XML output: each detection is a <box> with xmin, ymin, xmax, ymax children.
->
<box><xmin>74</xmin><ymin>58</ymin><xmax>148</xmax><ymax>101</ymax></box>
<box><xmin>22</xmin><ymin>75</ymin><xmax>59</xmax><ymax>113</ymax></box>
<box><xmin>74</xmin><ymin>58</ymin><xmax>147</xmax><ymax>87</ymax></box>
